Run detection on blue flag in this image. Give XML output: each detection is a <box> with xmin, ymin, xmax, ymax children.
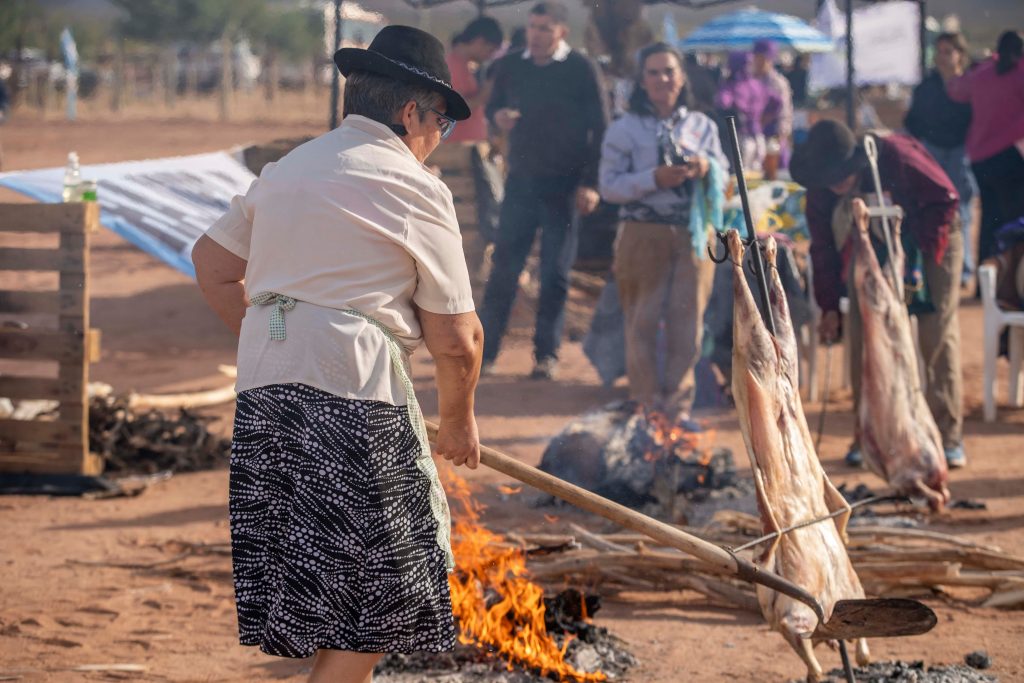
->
<box><xmin>60</xmin><ymin>27</ymin><xmax>79</xmax><ymax>121</ymax></box>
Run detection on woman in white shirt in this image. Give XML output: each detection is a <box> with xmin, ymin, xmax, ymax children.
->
<box><xmin>599</xmin><ymin>42</ymin><xmax>728</xmax><ymax>423</ymax></box>
<box><xmin>192</xmin><ymin>27</ymin><xmax>482</xmax><ymax>683</ymax></box>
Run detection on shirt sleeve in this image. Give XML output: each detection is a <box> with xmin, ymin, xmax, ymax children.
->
<box><xmin>204</xmin><ymin>163</ymin><xmax>275</xmax><ymax>260</ymax></box>
<box><xmin>887</xmin><ymin>138</ymin><xmax>956</xmax><ymax>262</ymax></box>
<box><xmin>806</xmin><ymin>189</ymin><xmax>845</xmax><ymax>314</ymax></box>
<box><xmin>599</xmin><ymin>118</ymin><xmax>658</xmax><ymax>204</ymax></box>
<box><xmin>697</xmin><ymin>115</ymin><xmax>729</xmax><ymax>186</ymax></box>
<box><xmin>486</xmin><ymin>57</ymin><xmax>510</xmax><ymax>123</ymax></box>
<box><xmin>405</xmin><ymin>183</ymin><xmax>476</xmax><ymax>315</ymax></box>
<box><xmin>579</xmin><ymin>56</ymin><xmax>611</xmax><ymax>188</ymax></box>
<box><xmin>903</xmin><ymin>80</ymin><xmax>929</xmax><ymax>139</ymax></box>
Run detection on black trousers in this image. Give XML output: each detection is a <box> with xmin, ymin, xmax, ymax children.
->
<box><xmin>972</xmin><ymin>145</ymin><xmax>1024</xmax><ymax>265</ymax></box>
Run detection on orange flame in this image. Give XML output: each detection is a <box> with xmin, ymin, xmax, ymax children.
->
<box><xmin>641</xmin><ymin>410</ymin><xmax>707</xmax><ymax>462</ymax></box>
<box><xmin>498</xmin><ymin>484</ymin><xmax>523</xmax><ymax>495</ymax></box>
<box><xmin>446</xmin><ymin>473</ymin><xmax>605</xmax><ymax>682</ymax></box>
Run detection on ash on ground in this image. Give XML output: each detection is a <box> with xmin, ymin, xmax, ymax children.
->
<box><xmin>373</xmin><ymin>636</ymin><xmax>636</xmax><ymax>683</ymax></box>
<box><xmin>374</xmin><ymin>589</ymin><xmax>636</xmax><ymax>682</ymax></box>
<box><xmin>810</xmin><ymin>659</ymin><xmax>998</xmax><ymax>683</ymax></box>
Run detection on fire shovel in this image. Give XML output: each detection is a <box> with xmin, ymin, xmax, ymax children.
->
<box><xmin>425</xmin><ymin>421</ymin><xmax>937</xmax><ymax>642</ymax></box>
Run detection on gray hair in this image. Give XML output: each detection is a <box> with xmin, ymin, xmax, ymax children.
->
<box><xmin>343</xmin><ymin>71</ymin><xmax>441</xmax><ymax>125</ymax></box>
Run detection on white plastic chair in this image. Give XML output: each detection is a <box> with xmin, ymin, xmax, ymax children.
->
<box><xmin>979</xmin><ymin>263</ymin><xmax>1024</xmax><ymax>422</ymax></box>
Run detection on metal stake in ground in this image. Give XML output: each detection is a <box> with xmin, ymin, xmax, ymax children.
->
<box><xmin>726</xmin><ymin>115</ymin><xmax>776</xmax><ymax>337</ymax></box>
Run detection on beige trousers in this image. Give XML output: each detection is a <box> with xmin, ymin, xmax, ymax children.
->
<box><xmin>847</xmin><ymin>226</ymin><xmax>964</xmax><ymax>448</ymax></box>
<box><xmin>614</xmin><ymin>221</ymin><xmax>714</xmax><ymax>415</ymax></box>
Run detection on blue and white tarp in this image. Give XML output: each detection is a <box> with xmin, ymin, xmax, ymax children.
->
<box><xmin>0</xmin><ymin>151</ymin><xmax>256</xmax><ymax>278</ymax></box>
<box><xmin>680</xmin><ymin>8</ymin><xmax>833</xmax><ymax>53</ymax></box>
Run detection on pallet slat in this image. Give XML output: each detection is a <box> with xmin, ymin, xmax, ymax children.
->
<box><xmin>0</xmin><ymin>418</ymin><xmax>83</xmax><ymax>445</ymax></box>
<box><xmin>0</xmin><ymin>203</ymin><xmax>93</xmax><ymax>234</ymax></box>
<box><xmin>0</xmin><ymin>290</ymin><xmax>61</xmax><ymax>314</ymax></box>
<box><xmin>0</xmin><ymin>248</ymin><xmax>86</xmax><ymax>273</ymax></box>
<box><xmin>0</xmin><ymin>328</ymin><xmax>85</xmax><ymax>362</ymax></box>
<box><xmin>0</xmin><ymin>376</ymin><xmax>71</xmax><ymax>401</ymax></box>
<box><xmin>0</xmin><ymin>449</ymin><xmax>102</xmax><ymax>475</ymax></box>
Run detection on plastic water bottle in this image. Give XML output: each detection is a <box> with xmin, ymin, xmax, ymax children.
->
<box><xmin>62</xmin><ymin>151</ymin><xmax>81</xmax><ymax>202</ymax></box>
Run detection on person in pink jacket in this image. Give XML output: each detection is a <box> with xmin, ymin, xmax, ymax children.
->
<box><xmin>947</xmin><ymin>30</ymin><xmax>1024</xmax><ymax>269</ymax></box>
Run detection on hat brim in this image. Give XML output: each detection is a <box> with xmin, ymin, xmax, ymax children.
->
<box><xmin>790</xmin><ymin>144</ymin><xmax>868</xmax><ymax>190</ymax></box>
<box><xmin>334</xmin><ymin>48</ymin><xmax>471</xmax><ymax>121</ymax></box>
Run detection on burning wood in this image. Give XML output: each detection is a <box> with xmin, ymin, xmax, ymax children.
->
<box><xmin>539</xmin><ymin>401</ymin><xmax>738</xmax><ymax>521</ymax></box>
<box><xmin>445</xmin><ymin>474</ymin><xmax>612</xmax><ymax>682</ymax></box>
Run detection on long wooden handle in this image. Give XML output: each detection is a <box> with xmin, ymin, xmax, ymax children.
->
<box><xmin>424</xmin><ymin>420</ymin><xmax>825</xmax><ymax>620</ymax></box>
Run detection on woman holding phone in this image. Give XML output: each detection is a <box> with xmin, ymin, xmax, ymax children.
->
<box><xmin>599</xmin><ymin>42</ymin><xmax>728</xmax><ymax>422</ymax></box>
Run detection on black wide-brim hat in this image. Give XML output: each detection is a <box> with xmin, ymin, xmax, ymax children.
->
<box><xmin>790</xmin><ymin>119</ymin><xmax>869</xmax><ymax>190</ymax></box>
<box><xmin>334</xmin><ymin>25</ymin><xmax>470</xmax><ymax>121</ymax></box>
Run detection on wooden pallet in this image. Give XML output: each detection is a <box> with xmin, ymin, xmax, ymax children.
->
<box><xmin>0</xmin><ymin>203</ymin><xmax>102</xmax><ymax>475</ymax></box>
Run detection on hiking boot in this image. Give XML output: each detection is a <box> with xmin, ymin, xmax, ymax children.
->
<box><xmin>944</xmin><ymin>445</ymin><xmax>967</xmax><ymax>469</ymax></box>
<box><xmin>529</xmin><ymin>357</ymin><xmax>558</xmax><ymax>380</ymax></box>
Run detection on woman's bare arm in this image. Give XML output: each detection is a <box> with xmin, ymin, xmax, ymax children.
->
<box><xmin>192</xmin><ymin>235</ymin><xmax>247</xmax><ymax>336</ymax></box>
<box><xmin>418</xmin><ymin>309</ymin><xmax>483</xmax><ymax>469</ymax></box>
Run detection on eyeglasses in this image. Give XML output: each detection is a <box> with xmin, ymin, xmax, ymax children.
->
<box><xmin>426</xmin><ymin>107</ymin><xmax>457</xmax><ymax>140</ymax></box>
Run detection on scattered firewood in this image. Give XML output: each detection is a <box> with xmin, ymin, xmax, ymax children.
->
<box><xmin>507</xmin><ymin>514</ymin><xmax>1024</xmax><ymax>611</ymax></box>
<box><xmin>89</xmin><ymin>394</ymin><xmax>230</xmax><ymax>474</ymax></box>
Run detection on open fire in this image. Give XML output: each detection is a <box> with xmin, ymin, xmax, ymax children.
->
<box><xmin>445</xmin><ymin>474</ymin><xmax>607</xmax><ymax>682</ymax></box>
<box><xmin>539</xmin><ymin>401</ymin><xmax>740</xmax><ymax>520</ymax></box>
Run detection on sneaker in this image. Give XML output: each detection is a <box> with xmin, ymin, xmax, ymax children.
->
<box><xmin>480</xmin><ymin>360</ymin><xmax>496</xmax><ymax>378</ymax></box>
<box><xmin>944</xmin><ymin>445</ymin><xmax>967</xmax><ymax>469</ymax></box>
<box><xmin>529</xmin><ymin>357</ymin><xmax>557</xmax><ymax>380</ymax></box>
<box><xmin>845</xmin><ymin>447</ymin><xmax>863</xmax><ymax>468</ymax></box>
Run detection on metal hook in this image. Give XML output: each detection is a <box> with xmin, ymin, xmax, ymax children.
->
<box><xmin>708</xmin><ymin>238</ymin><xmax>730</xmax><ymax>264</ymax></box>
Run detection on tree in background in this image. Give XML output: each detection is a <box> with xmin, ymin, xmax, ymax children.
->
<box><xmin>257</xmin><ymin>7</ymin><xmax>322</xmax><ymax>102</ymax></box>
<box><xmin>110</xmin><ymin>0</ymin><xmax>266</xmax><ymax>119</ymax></box>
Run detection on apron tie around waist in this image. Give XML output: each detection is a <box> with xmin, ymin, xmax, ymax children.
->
<box><xmin>249</xmin><ymin>292</ymin><xmax>455</xmax><ymax>572</ymax></box>
<box><xmin>249</xmin><ymin>292</ymin><xmax>296</xmax><ymax>340</ymax></box>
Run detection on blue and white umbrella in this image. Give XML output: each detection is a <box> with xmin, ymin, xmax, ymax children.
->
<box><xmin>680</xmin><ymin>8</ymin><xmax>834</xmax><ymax>53</ymax></box>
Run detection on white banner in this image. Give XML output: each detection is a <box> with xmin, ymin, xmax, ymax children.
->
<box><xmin>0</xmin><ymin>151</ymin><xmax>256</xmax><ymax>277</ymax></box>
<box><xmin>810</xmin><ymin>0</ymin><xmax>921</xmax><ymax>91</ymax></box>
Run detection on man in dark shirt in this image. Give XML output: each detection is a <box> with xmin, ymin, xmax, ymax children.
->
<box><xmin>480</xmin><ymin>0</ymin><xmax>608</xmax><ymax>380</ymax></box>
<box><xmin>791</xmin><ymin>120</ymin><xmax>966</xmax><ymax>469</ymax></box>
<box><xmin>905</xmin><ymin>32</ymin><xmax>975</xmax><ymax>285</ymax></box>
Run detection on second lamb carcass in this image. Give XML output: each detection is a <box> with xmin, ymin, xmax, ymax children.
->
<box><xmin>850</xmin><ymin>198</ymin><xmax>950</xmax><ymax>510</ymax></box>
<box><xmin>728</xmin><ymin>229</ymin><xmax>869</xmax><ymax>682</ymax></box>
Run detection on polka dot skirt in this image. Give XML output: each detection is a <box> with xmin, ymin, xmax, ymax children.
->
<box><xmin>229</xmin><ymin>383</ymin><xmax>457</xmax><ymax>658</ymax></box>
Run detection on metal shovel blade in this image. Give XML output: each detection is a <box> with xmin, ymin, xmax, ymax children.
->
<box><xmin>810</xmin><ymin>598</ymin><xmax>938</xmax><ymax>640</ymax></box>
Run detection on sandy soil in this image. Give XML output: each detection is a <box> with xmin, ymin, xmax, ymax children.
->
<box><xmin>1</xmin><ymin>105</ymin><xmax>1023</xmax><ymax>682</ymax></box>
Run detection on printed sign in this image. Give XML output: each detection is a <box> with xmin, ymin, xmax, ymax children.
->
<box><xmin>0</xmin><ymin>151</ymin><xmax>255</xmax><ymax>277</ymax></box>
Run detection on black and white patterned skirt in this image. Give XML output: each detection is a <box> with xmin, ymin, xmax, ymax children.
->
<box><xmin>229</xmin><ymin>382</ymin><xmax>457</xmax><ymax>658</ymax></box>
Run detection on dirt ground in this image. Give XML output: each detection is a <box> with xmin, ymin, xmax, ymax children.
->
<box><xmin>1</xmin><ymin>104</ymin><xmax>1023</xmax><ymax>682</ymax></box>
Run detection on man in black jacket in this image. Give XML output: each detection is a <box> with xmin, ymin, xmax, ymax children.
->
<box><xmin>905</xmin><ymin>32</ymin><xmax>975</xmax><ymax>285</ymax></box>
<box><xmin>480</xmin><ymin>0</ymin><xmax>608</xmax><ymax>379</ymax></box>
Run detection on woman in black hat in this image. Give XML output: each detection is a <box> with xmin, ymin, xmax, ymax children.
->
<box><xmin>193</xmin><ymin>25</ymin><xmax>482</xmax><ymax>682</ymax></box>
<box><xmin>790</xmin><ymin>119</ymin><xmax>966</xmax><ymax>471</ymax></box>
